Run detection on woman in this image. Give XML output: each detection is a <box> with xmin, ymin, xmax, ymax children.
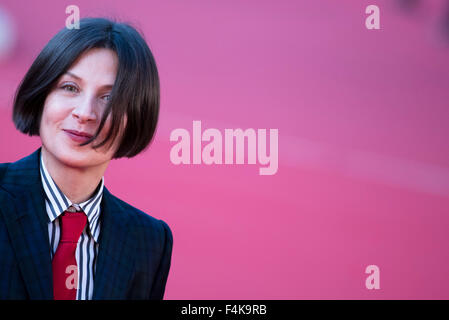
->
<box><xmin>0</xmin><ymin>17</ymin><xmax>173</xmax><ymax>300</ymax></box>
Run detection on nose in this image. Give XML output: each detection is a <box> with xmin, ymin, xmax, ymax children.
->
<box><xmin>71</xmin><ymin>95</ymin><xmax>97</xmax><ymax>123</ymax></box>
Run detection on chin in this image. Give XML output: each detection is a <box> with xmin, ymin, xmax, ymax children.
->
<box><xmin>45</xmin><ymin>144</ymin><xmax>92</xmax><ymax>168</ymax></box>
<box><xmin>57</xmin><ymin>151</ymin><xmax>92</xmax><ymax>168</ymax></box>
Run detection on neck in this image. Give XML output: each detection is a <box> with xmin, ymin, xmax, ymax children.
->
<box><xmin>41</xmin><ymin>147</ymin><xmax>107</xmax><ymax>204</ymax></box>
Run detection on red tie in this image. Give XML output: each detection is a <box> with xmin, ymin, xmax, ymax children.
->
<box><xmin>52</xmin><ymin>211</ymin><xmax>87</xmax><ymax>300</ymax></box>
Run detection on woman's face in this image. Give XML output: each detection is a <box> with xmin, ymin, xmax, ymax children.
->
<box><xmin>40</xmin><ymin>48</ymin><xmax>121</xmax><ymax>169</ymax></box>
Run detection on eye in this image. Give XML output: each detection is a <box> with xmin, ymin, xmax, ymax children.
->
<box><xmin>101</xmin><ymin>94</ymin><xmax>111</xmax><ymax>102</ymax></box>
<box><xmin>61</xmin><ymin>83</ymin><xmax>79</xmax><ymax>93</ymax></box>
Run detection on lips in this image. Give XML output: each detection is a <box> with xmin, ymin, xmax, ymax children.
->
<box><xmin>63</xmin><ymin>129</ymin><xmax>93</xmax><ymax>143</ymax></box>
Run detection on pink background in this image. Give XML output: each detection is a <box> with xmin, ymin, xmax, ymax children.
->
<box><xmin>1</xmin><ymin>0</ymin><xmax>449</xmax><ymax>299</ymax></box>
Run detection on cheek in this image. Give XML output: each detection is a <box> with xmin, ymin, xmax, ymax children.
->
<box><xmin>96</xmin><ymin>116</ymin><xmax>126</xmax><ymax>155</ymax></box>
<box><xmin>40</xmin><ymin>96</ymin><xmax>70</xmax><ymax>132</ymax></box>
<box><xmin>97</xmin><ymin>114</ymin><xmax>117</xmax><ymax>143</ymax></box>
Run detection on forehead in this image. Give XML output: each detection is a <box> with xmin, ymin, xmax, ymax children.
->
<box><xmin>64</xmin><ymin>48</ymin><xmax>118</xmax><ymax>85</ymax></box>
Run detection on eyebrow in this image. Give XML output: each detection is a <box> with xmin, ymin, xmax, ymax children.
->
<box><xmin>63</xmin><ymin>71</ymin><xmax>115</xmax><ymax>89</ymax></box>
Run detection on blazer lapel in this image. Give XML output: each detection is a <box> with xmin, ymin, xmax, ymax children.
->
<box><xmin>92</xmin><ymin>187</ymin><xmax>135</xmax><ymax>299</ymax></box>
<box><xmin>0</xmin><ymin>148</ymin><xmax>53</xmax><ymax>299</ymax></box>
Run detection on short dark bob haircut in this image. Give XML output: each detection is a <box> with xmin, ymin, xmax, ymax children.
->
<box><xmin>13</xmin><ymin>17</ymin><xmax>160</xmax><ymax>158</ymax></box>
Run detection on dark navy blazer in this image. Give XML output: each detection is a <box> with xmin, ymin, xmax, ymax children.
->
<box><xmin>0</xmin><ymin>148</ymin><xmax>173</xmax><ymax>300</ymax></box>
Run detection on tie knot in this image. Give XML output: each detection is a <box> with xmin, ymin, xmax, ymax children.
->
<box><xmin>60</xmin><ymin>211</ymin><xmax>87</xmax><ymax>243</ymax></box>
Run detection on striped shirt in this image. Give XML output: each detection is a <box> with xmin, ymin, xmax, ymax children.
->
<box><xmin>39</xmin><ymin>154</ymin><xmax>104</xmax><ymax>300</ymax></box>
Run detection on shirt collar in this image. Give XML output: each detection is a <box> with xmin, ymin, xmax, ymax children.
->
<box><xmin>39</xmin><ymin>152</ymin><xmax>104</xmax><ymax>242</ymax></box>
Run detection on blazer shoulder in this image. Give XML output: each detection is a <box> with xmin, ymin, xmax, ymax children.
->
<box><xmin>0</xmin><ymin>149</ymin><xmax>41</xmax><ymax>191</ymax></box>
<box><xmin>0</xmin><ymin>162</ymin><xmax>11</xmax><ymax>190</ymax></box>
<box><xmin>0</xmin><ymin>162</ymin><xmax>11</xmax><ymax>182</ymax></box>
<box><xmin>106</xmin><ymin>192</ymin><xmax>173</xmax><ymax>242</ymax></box>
